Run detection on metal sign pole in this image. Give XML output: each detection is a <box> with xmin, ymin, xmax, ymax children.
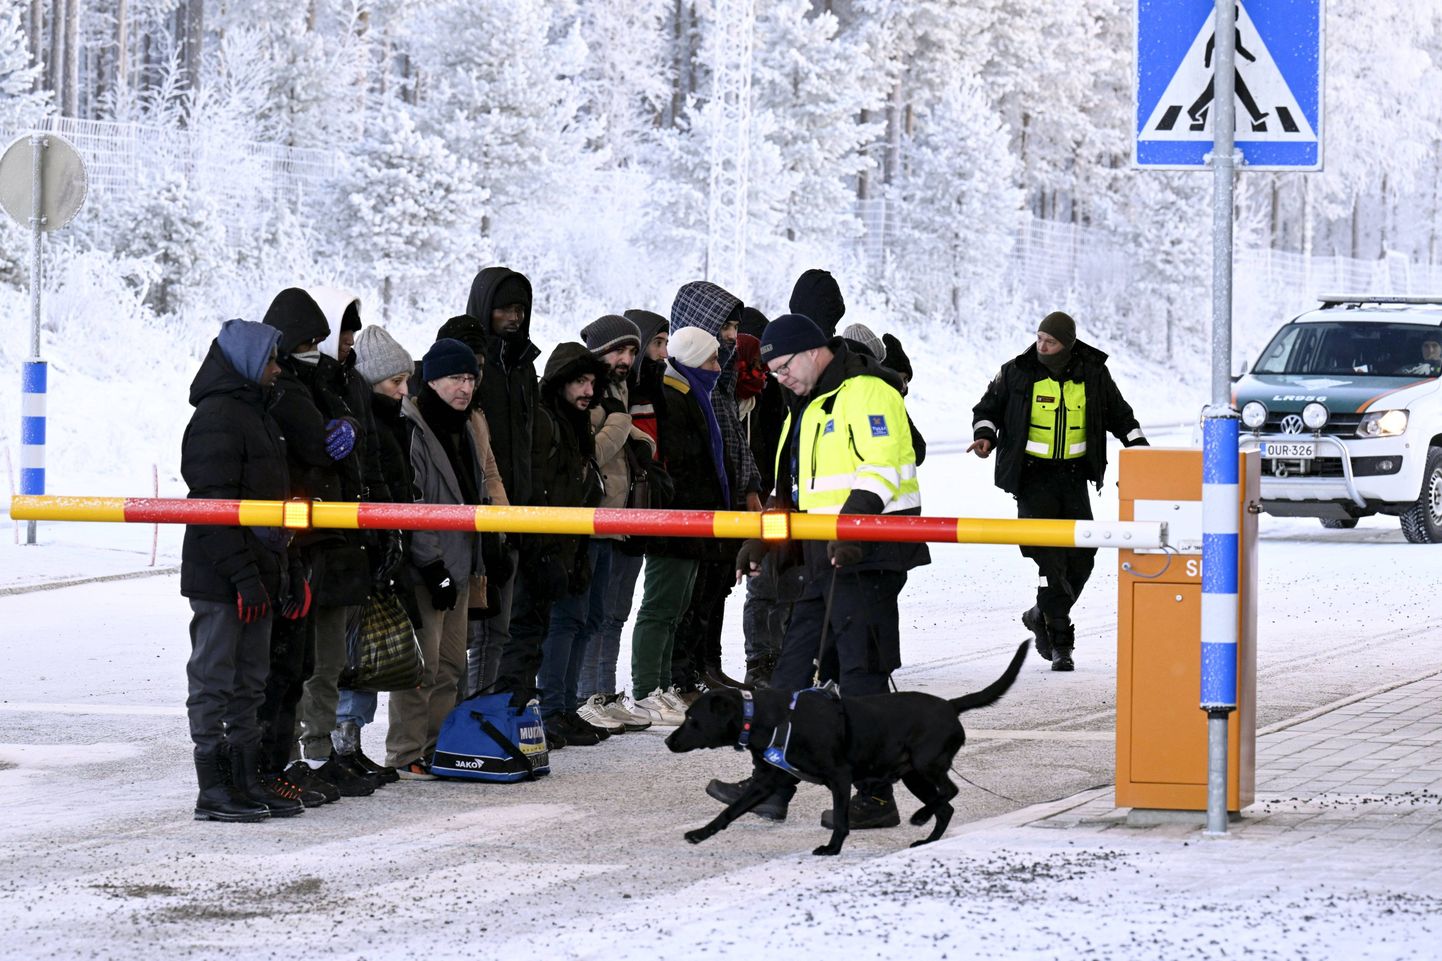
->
<box><xmin>23</xmin><ymin>134</ymin><xmax>48</xmax><ymax>547</ymax></box>
<box><xmin>1201</xmin><ymin>0</ymin><xmax>1240</xmax><ymax>837</ymax></box>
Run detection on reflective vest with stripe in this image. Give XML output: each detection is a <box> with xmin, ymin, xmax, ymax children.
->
<box><xmin>1026</xmin><ymin>378</ymin><xmax>1088</xmax><ymax>460</ymax></box>
<box><xmin>778</xmin><ymin>374</ymin><xmax>921</xmax><ymax>514</ymax></box>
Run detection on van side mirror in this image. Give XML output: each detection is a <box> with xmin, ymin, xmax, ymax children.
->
<box><xmin>1232</xmin><ymin>358</ymin><xmax>1250</xmax><ymax>380</ymax></box>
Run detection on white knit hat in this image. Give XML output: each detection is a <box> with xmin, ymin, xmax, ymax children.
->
<box><xmin>668</xmin><ymin>327</ymin><xmax>719</xmax><ymax>369</ymax></box>
<box><xmin>353</xmin><ymin>326</ymin><xmax>413</xmax><ymax>385</ymax></box>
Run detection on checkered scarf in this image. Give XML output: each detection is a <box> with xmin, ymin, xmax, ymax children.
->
<box><xmin>670</xmin><ymin>281</ymin><xmax>761</xmax><ymax>503</ymax></box>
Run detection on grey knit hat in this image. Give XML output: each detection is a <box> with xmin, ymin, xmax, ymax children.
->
<box><xmin>580</xmin><ymin>313</ymin><xmax>642</xmax><ymax>357</ymax></box>
<box><xmin>841</xmin><ymin>323</ymin><xmax>886</xmax><ymax>362</ymax></box>
<box><xmin>353</xmin><ymin>325</ymin><xmax>413</xmax><ymax>386</ymax></box>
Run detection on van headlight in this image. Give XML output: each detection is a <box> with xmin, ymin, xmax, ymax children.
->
<box><xmin>1240</xmin><ymin>401</ymin><xmax>1267</xmax><ymax>429</ymax></box>
<box><xmin>1356</xmin><ymin>409</ymin><xmax>1408</xmax><ymax>437</ymax></box>
<box><xmin>1302</xmin><ymin>402</ymin><xmax>1329</xmax><ymax>430</ymax></box>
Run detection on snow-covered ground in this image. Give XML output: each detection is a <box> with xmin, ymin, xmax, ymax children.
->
<box><xmin>3</xmin><ymin>399</ymin><xmax>1440</xmax><ymax>958</ymax></box>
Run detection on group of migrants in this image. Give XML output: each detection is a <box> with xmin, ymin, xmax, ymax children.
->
<box><xmin>179</xmin><ymin>265</ymin><xmax>1147</xmax><ymax>828</ymax></box>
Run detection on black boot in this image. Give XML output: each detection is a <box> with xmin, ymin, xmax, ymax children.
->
<box><xmin>1050</xmin><ymin>622</ymin><xmax>1075</xmax><ymax>672</ymax></box>
<box><xmin>701</xmin><ymin>664</ymin><xmax>752</xmax><ymax>691</ymax></box>
<box><xmin>231</xmin><ymin>742</ymin><xmax>304</xmax><ymax>818</ymax></box>
<box><xmin>312</xmin><ymin>755</ymin><xmax>377</xmax><ymax>796</ymax></box>
<box><xmin>821</xmin><ymin>783</ymin><xmax>901</xmax><ymax>830</ymax></box>
<box><xmin>333</xmin><ymin>721</ymin><xmax>400</xmax><ymax>784</ymax></box>
<box><xmin>193</xmin><ymin>750</ymin><xmax>268</xmax><ymax>823</ymax></box>
<box><xmin>705</xmin><ymin>776</ymin><xmax>794</xmax><ymax>821</ymax></box>
<box><xmin>744</xmin><ymin>656</ymin><xmax>776</xmax><ymax>689</ymax></box>
<box><xmin>1023</xmin><ymin>606</ymin><xmax>1053</xmax><ymax>661</ymax></box>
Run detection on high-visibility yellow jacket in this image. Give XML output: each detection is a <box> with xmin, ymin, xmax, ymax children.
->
<box><xmin>773</xmin><ymin>345</ymin><xmax>930</xmax><ymax>580</ymax></box>
<box><xmin>780</xmin><ymin>373</ymin><xmax>921</xmax><ymax>515</ymax></box>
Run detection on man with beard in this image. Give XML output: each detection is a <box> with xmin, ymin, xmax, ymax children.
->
<box><xmin>505</xmin><ymin>344</ymin><xmax>608</xmax><ymax>747</ymax></box>
<box><xmin>572</xmin><ymin>315</ymin><xmax>660</xmax><ymax>735</ymax></box>
<box><xmin>968</xmin><ymin>311</ymin><xmax>1148</xmax><ymax>672</ymax></box>
<box><xmin>462</xmin><ymin>268</ymin><xmax>540</xmax><ymax>694</ymax></box>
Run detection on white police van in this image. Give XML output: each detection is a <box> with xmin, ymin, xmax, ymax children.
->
<box><xmin>1233</xmin><ymin>295</ymin><xmax>1442</xmax><ymax>543</ymax></box>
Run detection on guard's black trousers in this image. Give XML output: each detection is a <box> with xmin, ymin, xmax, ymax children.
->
<box><xmin>771</xmin><ymin>569</ymin><xmax>906</xmax><ymax>697</ymax></box>
<box><xmin>1016</xmin><ymin>461</ymin><xmax>1096</xmax><ymax>629</ymax></box>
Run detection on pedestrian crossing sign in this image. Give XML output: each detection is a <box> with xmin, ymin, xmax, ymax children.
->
<box><xmin>1135</xmin><ymin>0</ymin><xmax>1322</xmax><ymax>170</ymax></box>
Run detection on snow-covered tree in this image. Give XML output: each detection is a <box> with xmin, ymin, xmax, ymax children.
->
<box><xmin>327</xmin><ymin>98</ymin><xmax>488</xmax><ymax>322</ymax></box>
<box><xmin>884</xmin><ymin>76</ymin><xmax>1023</xmax><ymax>329</ymax></box>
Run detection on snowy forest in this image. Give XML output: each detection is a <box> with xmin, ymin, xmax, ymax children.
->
<box><xmin>1</xmin><ymin>0</ymin><xmax>1442</xmax><ymax>487</ymax></box>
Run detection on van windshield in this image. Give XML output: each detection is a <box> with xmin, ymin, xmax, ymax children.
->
<box><xmin>1253</xmin><ymin>321</ymin><xmax>1442</xmax><ymax>378</ymax></box>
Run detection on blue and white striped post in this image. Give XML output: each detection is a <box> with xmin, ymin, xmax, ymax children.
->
<box><xmin>20</xmin><ymin>360</ymin><xmax>46</xmax><ymax>545</ymax></box>
<box><xmin>1203</xmin><ymin>0</ymin><xmax>1240</xmax><ymax>836</ymax></box>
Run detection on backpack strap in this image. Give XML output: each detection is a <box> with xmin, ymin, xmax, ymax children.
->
<box><xmin>471</xmin><ymin>712</ymin><xmax>538</xmax><ymax>781</ymax></box>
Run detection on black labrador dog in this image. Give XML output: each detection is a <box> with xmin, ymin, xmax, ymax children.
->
<box><xmin>666</xmin><ymin>641</ymin><xmax>1028</xmax><ymax>856</ymax></box>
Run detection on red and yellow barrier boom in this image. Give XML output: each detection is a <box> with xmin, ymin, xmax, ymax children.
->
<box><xmin>8</xmin><ymin>495</ymin><xmax>1167</xmax><ymax>550</ymax></box>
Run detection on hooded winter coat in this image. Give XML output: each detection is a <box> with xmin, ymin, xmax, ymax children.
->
<box><xmin>971</xmin><ymin>339</ymin><xmax>1147</xmax><ymax>496</ymax></box>
<box><xmin>262</xmin><ymin>287</ymin><xmax>370</xmax><ymax>605</ymax></box>
<box><xmin>668</xmin><ymin>281</ymin><xmax>762</xmax><ymax>506</ymax></box>
<box><xmin>180</xmin><ymin>325</ymin><xmax>290</xmax><ymax>604</ymax></box>
<box><xmin>651</xmin><ymin>357</ymin><xmax>735</xmax><ymax>561</ymax></box>
<box><xmin>310</xmin><ymin>286</ymin><xmax>389</xmax><ymax>502</ymax></box>
<box><xmin>523</xmin><ymin>343</ymin><xmax>607</xmax><ymax>587</ymax></box>
<box><xmin>465</xmin><ymin>267</ymin><xmax>542</xmax><ymax>506</ymax></box>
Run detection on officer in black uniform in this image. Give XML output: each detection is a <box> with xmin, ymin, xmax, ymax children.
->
<box><xmin>968</xmin><ymin>312</ymin><xmax>1148</xmax><ymax>671</ymax></box>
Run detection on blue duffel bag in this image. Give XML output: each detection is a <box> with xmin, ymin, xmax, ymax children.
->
<box><xmin>430</xmin><ymin>692</ymin><xmax>550</xmax><ymax>782</ymax></box>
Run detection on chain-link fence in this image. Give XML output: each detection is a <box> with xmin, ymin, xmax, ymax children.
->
<box><xmin>2</xmin><ymin>117</ymin><xmax>339</xmax><ymax>234</ymax></box>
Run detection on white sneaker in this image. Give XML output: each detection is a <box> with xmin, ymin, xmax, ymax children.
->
<box><xmin>600</xmin><ymin>692</ymin><xmax>653</xmax><ymax>732</ymax></box>
<box><xmin>636</xmin><ymin>689</ymin><xmax>685</xmax><ymax>725</ymax></box>
<box><xmin>577</xmin><ymin>694</ymin><xmax>626</xmax><ymax>733</ymax></box>
<box><xmin>658</xmin><ymin>687</ymin><xmax>694</xmax><ymax>718</ymax></box>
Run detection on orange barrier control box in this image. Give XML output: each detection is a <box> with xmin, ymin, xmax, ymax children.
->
<box><xmin>1115</xmin><ymin>447</ymin><xmax>1258</xmax><ymax>813</ymax></box>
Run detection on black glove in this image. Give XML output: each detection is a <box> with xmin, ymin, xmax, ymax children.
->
<box><xmin>235</xmin><ymin>573</ymin><xmax>270</xmax><ymax>624</ymax></box>
<box><xmin>827</xmin><ymin>540</ymin><xmax>865</xmax><ymax>568</ymax></box>
<box><xmin>735</xmin><ymin>538</ymin><xmax>770</xmax><ymax>579</ymax></box>
<box><xmin>1127</xmin><ymin>437</ymin><xmax>1151</xmax><ymax>448</ymax></box>
<box><xmin>372</xmin><ymin>530</ymin><xmax>405</xmax><ymax>589</ymax></box>
<box><xmin>527</xmin><ymin>551</ymin><xmax>569</xmax><ymax>601</ymax></box>
<box><xmin>419</xmin><ymin>560</ymin><xmax>458</xmax><ymax>611</ymax></box>
<box><xmin>481</xmin><ymin>533</ymin><xmax>514</xmax><ymax>585</ymax></box>
<box><xmin>599</xmin><ymin>395</ymin><xmax>626</xmax><ymax>417</ymax></box>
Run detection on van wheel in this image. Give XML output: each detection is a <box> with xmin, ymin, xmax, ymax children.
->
<box><xmin>1400</xmin><ymin>446</ymin><xmax>1442</xmax><ymax>544</ymax></box>
<box><xmin>1320</xmin><ymin>518</ymin><xmax>1358</xmax><ymax>529</ymax></box>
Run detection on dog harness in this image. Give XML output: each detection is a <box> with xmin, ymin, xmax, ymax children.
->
<box><xmin>761</xmin><ymin>688</ymin><xmax>841</xmax><ymax>785</ymax></box>
<box><xmin>734</xmin><ymin>689</ymin><xmax>755</xmax><ymax>751</ymax></box>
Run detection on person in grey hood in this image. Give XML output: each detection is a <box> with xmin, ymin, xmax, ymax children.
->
<box><xmin>465</xmin><ymin>266</ymin><xmax>541</xmax><ymax>507</ymax></box>
<box><xmin>180</xmin><ymin>318</ymin><xmax>302</xmax><ymax>822</ymax></box>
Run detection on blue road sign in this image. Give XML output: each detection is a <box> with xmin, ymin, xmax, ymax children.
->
<box><xmin>1135</xmin><ymin>0</ymin><xmax>1323</xmax><ymax>169</ymax></box>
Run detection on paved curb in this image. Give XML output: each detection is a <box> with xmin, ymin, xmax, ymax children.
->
<box><xmin>0</xmin><ymin>565</ymin><xmax>180</xmax><ymax>596</ymax></box>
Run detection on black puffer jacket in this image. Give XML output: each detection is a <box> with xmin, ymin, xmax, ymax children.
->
<box><xmin>180</xmin><ymin>339</ymin><xmax>290</xmax><ymax>603</ymax></box>
<box><xmin>466</xmin><ymin>267</ymin><xmax>542</xmax><ymax>505</ymax></box>
<box><xmin>523</xmin><ymin>344</ymin><xmax>606</xmax><ymax>580</ymax></box>
<box><xmin>971</xmin><ymin>340</ymin><xmax>1146</xmax><ymax>496</ymax></box>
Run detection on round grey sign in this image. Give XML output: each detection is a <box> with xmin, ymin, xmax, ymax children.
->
<box><xmin>0</xmin><ymin>132</ymin><xmax>89</xmax><ymax>232</ymax></box>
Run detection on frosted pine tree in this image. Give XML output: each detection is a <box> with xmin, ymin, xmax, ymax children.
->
<box><xmin>884</xmin><ymin>76</ymin><xmax>1023</xmax><ymax>329</ymax></box>
<box><xmin>328</xmin><ymin>98</ymin><xmax>489</xmax><ymax>322</ymax></box>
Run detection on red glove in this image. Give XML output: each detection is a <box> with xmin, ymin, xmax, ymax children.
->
<box><xmin>235</xmin><ymin>574</ymin><xmax>270</xmax><ymax>624</ymax></box>
<box><xmin>280</xmin><ymin>575</ymin><xmax>312</xmax><ymax>620</ymax></box>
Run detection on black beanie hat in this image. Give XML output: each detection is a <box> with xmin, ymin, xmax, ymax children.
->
<box><xmin>423</xmin><ymin>337</ymin><xmax>481</xmax><ymax>382</ymax></box>
<box><xmin>759</xmin><ymin>313</ymin><xmax>828</xmax><ymax>362</ymax></box>
<box><xmin>739</xmin><ymin>306</ymin><xmax>769</xmax><ymax>339</ymax></box>
<box><xmin>436</xmin><ymin>314</ymin><xmax>488</xmax><ymax>354</ymax></box>
<box><xmin>580</xmin><ymin>314</ymin><xmax>642</xmax><ymax>356</ymax></box>
<box><xmin>1038</xmin><ymin>311</ymin><xmax>1077</xmax><ymax>347</ymax></box>
<box><xmin>881</xmin><ymin>333</ymin><xmax>913</xmax><ymax>380</ymax></box>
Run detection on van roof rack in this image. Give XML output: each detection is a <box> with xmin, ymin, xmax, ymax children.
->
<box><xmin>1317</xmin><ymin>294</ymin><xmax>1442</xmax><ymax>309</ymax></box>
